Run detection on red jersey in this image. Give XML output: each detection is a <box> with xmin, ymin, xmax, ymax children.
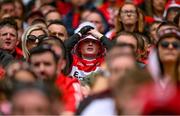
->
<box><xmin>55</xmin><ymin>73</ymin><xmax>83</xmax><ymax>112</ymax></box>
<box><xmin>69</xmin><ymin>54</ymin><xmax>104</xmax><ymax>80</ymax></box>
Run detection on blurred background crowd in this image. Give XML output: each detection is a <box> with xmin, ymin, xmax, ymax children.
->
<box><xmin>0</xmin><ymin>0</ymin><xmax>179</xmax><ymax>115</ymax></box>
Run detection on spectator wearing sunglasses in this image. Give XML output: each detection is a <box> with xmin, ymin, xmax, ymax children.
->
<box><xmin>21</xmin><ymin>24</ymin><xmax>48</xmax><ymax>59</ymax></box>
<box><xmin>148</xmin><ymin>27</ymin><xmax>180</xmax><ymax>88</ymax></box>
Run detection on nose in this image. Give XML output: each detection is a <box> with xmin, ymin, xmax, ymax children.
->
<box><xmin>88</xmin><ymin>41</ymin><xmax>93</xmax><ymax>45</ymax></box>
<box><xmin>168</xmin><ymin>43</ymin><xmax>174</xmax><ymax>49</ymax></box>
<box><xmin>39</xmin><ymin>63</ymin><xmax>45</xmax><ymax>72</ymax></box>
<box><xmin>127</xmin><ymin>12</ymin><xmax>131</xmax><ymax>17</ymax></box>
<box><xmin>35</xmin><ymin>39</ymin><xmax>39</xmax><ymax>43</ymax></box>
<box><xmin>6</xmin><ymin>33</ymin><xmax>11</xmax><ymax>39</ymax></box>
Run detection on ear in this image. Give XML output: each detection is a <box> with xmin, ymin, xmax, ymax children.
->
<box><xmin>57</xmin><ymin>59</ymin><xmax>66</xmax><ymax>71</ymax></box>
<box><xmin>16</xmin><ymin>39</ymin><xmax>20</xmax><ymax>46</ymax></box>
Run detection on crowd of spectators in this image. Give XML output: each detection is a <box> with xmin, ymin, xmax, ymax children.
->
<box><xmin>0</xmin><ymin>0</ymin><xmax>179</xmax><ymax>115</ymax></box>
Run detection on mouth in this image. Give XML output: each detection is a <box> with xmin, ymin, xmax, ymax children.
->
<box><xmin>5</xmin><ymin>41</ymin><xmax>11</xmax><ymax>46</ymax></box>
<box><xmin>87</xmin><ymin>48</ymin><xmax>94</xmax><ymax>51</ymax></box>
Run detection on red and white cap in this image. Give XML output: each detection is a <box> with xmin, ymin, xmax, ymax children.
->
<box><xmin>73</xmin><ymin>34</ymin><xmax>105</xmax><ymax>57</ymax></box>
<box><xmin>163</xmin><ymin>1</ymin><xmax>180</xmax><ymax>18</ymax></box>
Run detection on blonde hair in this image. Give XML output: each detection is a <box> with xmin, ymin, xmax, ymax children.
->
<box><xmin>115</xmin><ymin>2</ymin><xmax>145</xmax><ymax>34</ymax></box>
<box><xmin>21</xmin><ymin>24</ymin><xmax>48</xmax><ymax>59</ymax></box>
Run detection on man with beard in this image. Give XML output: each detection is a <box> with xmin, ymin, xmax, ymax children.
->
<box><xmin>29</xmin><ymin>42</ymin><xmax>82</xmax><ymax>114</ymax></box>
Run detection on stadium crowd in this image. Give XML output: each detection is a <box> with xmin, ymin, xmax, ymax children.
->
<box><xmin>0</xmin><ymin>0</ymin><xmax>179</xmax><ymax>115</ymax></box>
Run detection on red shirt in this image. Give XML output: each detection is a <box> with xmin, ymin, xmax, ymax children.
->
<box><xmin>14</xmin><ymin>47</ymin><xmax>23</xmax><ymax>59</ymax></box>
<box><xmin>0</xmin><ymin>67</ymin><xmax>5</xmax><ymax>79</ymax></box>
<box><xmin>55</xmin><ymin>73</ymin><xmax>83</xmax><ymax>112</ymax></box>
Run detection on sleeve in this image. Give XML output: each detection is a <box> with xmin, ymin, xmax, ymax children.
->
<box><xmin>64</xmin><ymin>34</ymin><xmax>81</xmax><ymax>74</ymax></box>
<box><xmin>100</xmin><ymin>35</ymin><xmax>113</xmax><ymax>50</ymax></box>
<box><xmin>63</xmin><ymin>81</ymin><xmax>83</xmax><ymax>112</ymax></box>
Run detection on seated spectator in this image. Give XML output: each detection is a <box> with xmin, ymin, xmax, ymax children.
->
<box><xmin>47</xmin><ymin>20</ymin><xmax>68</xmax><ymax>41</ymax></box>
<box><xmin>39</xmin><ymin>3</ymin><xmax>56</xmax><ymax>16</ymax></box>
<box><xmin>148</xmin><ymin>27</ymin><xmax>180</xmax><ymax>88</ymax></box>
<box><xmin>148</xmin><ymin>21</ymin><xmax>161</xmax><ymax>44</ymax></box>
<box><xmin>44</xmin><ymin>10</ymin><xmax>62</xmax><ymax>22</ymax></box>
<box><xmin>65</xmin><ymin>24</ymin><xmax>112</xmax><ymax>80</ymax></box>
<box><xmin>163</xmin><ymin>2</ymin><xmax>180</xmax><ymax>22</ymax></box>
<box><xmin>11</xmin><ymin>82</ymin><xmax>63</xmax><ymax>115</ymax></box>
<box><xmin>0</xmin><ymin>0</ymin><xmax>16</xmax><ymax>18</ymax></box>
<box><xmin>112</xmin><ymin>68</ymin><xmax>153</xmax><ymax>115</ymax></box>
<box><xmin>14</xmin><ymin>0</ymin><xmax>25</xmax><ymax>20</ymax></box>
<box><xmin>21</xmin><ymin>24</ymin><xmax>48</xmax><ymax>59</ymax></box>
<box><xmin>6</xmin><ymin>61</ymin><xmax>37</xmax><ymax>83</ymax></box>
<box><xmin>76</xmin><ymin>43</ymin><xmax>138</xmax><ymax>115</ymax></box>
<box><xmin>29</xmin><ymin>42</ymin><xmax>82</xmax><ymax>114</ymax></box>
<box><xmin>25</xmin><ymin>10</ymin><xmax>44</xmax><ymax>26</ymax></box>
<box><xmin>145</xmin><ymin>0</ymin><xmax>167</xmax><ymax>21</ymax></box>
<box><xmin>115</xmin><ymin>2</ymin><xmax>144</xmax><ymax>33</ymax></box>
<box><xmin>81</xmin><ymin>8</ymin><xmax>109</xmax><ymax>34</ymax></box>
<box><xmin>0</xmin><ymin>18</ymin><xmax>22</xmax><ymax>59</ymax></box>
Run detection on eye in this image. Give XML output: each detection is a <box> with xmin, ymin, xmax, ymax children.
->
<box><xmin>44</xmin><ymin>62</ymin><xmax>52</xmax><ymax>66</ymax></box>
<box><xmin>33</xmin><ymin>62</ymin><xmax>40</xmax><ymax>67</ymax></box>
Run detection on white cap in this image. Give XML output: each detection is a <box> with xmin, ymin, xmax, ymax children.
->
<box><xmin>74</xmin><ymin>21</ymin><xmax>96</xmax><ymax>34</ymax></box>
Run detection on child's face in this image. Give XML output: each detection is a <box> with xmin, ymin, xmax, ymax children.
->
<box><xmin>80</xmin><ymin>39</ymin><xmax>100</xmax><ymax>58</ymax></box>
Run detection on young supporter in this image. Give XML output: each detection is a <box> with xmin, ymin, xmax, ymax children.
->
<box><xmin>76</xmin><ymin>43</ymin><xmax>138</xmax><ymax>115</ymax></box>
<box><xmin>29</xmin><ymin>41</ymin><xmax>82</xmax><ymax>114</ymax></box>
<box><xmin>0</xmin><ymin>18</ymin><xmax>22</xmax><ymax>59</ymax></box>
<box><xmin>65</xmin><ymin>24</ymin><xmax>112</xmax><ymax>80</ymax></box>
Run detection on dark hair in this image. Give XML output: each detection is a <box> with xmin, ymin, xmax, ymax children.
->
<box><xmin>174</xmin><ymin>12</ymin><xmax>180</xmax><ymax>26</ymax></box>
<box><xmin>0</xmin><ymin>0</ymin><xmax>14</xmax><ymax>9</ymax></box>
<box><xmin>47</xmin><ymin>20</ymin><xmax>65</xmax><ymax>28</ymax></box>
<box><xmin>0</xmin><ymin>17</ymin><xmax>18</xmax><ymax>31</ymax></box>
<box><xmin>38</xmin><ymin>35</ymin><xmax>69</xmax><ymax>75</ymax></box>
<box><xmin>14</xmin><ymin>0</ymin><xmax>25</xmax><ymax>19</ymax></box>
<box><xmin>87</xmin><ymin>8</ymin><xmax>109</xmax><ymax>34</ymax></box>
<box><xmin>44</xmin><ymin>10</ymin><xmax>60</xmax><ymax>18</ymax></box>
<box><xmin>26</xmin><ymin>10</ymin><xmax>44</xmax><ymax>22</ymax></box>
<box><xmin>29</xmin><ymin>44</ymin><xmax>59</xmax><ymax>64</ymax></box>
<box><xmin>38</xmin><ymin>35</ymin><xmax>66</xmax><ymax>60</ymax></box>
<box><xmin>156</xmin><ymin>28</ymin><xmax>180</xmax><ymax>82</ymax></box>
<box><xmin>31</xmin><ymin>18</ymin><xmax>47</xmax><ymax>27</ymax></box>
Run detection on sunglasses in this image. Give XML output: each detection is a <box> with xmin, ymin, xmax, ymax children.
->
<box><xmin>160</xmin><ymin>41</ymin><xmax>180</xmax><ymax>49</ymax></box>
<box><xmin>27</xmin><ymin>35</ymin><xmax>47</xmax><ymax>43</ymax></box>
